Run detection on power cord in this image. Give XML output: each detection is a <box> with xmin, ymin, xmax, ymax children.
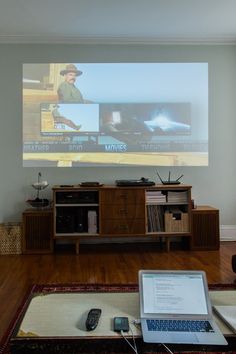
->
<box><xmin>161</xmin><ymin>343</ymin><xmax>174</xmax><ymax>354</ymax></box>
<box><xmin>119</xmin><ymin>319</ymin><xmax>173</xmax><ymax>354</ymax></box>
<box><xmin>121</xmin><ymin>328</ymin><xmax>138</xmax><ymax>354</ymax></box>
<box><xmin>129</xmin><ymin>319</ymin><xmax>174</xmax><ymax>354</ymax></box>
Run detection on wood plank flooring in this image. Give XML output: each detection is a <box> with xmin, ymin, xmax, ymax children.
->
<box><xmin>0</xmin><ymin>241</ymin><xmax>236</xmax><ymax>340</ymax></box>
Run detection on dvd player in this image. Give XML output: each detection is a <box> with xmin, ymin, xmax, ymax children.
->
<box><xmin>116</xmin><ymin>178</ymin><xmax>155</xmax><ymax>187</ymax></box>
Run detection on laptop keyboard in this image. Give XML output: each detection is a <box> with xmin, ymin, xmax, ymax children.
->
<box><xmin>146</xmin><ymin>319</ymin><xmax>214</xmax><ymax>332</ymax></box>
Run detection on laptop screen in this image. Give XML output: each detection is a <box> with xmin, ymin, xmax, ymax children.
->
<box><xmin>141</xmin><ymin>272</ymin><xmax>209</xmax><ymax>316</ymax></box>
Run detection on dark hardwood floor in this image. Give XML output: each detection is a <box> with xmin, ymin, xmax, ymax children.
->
<box><xmin>0</xmin><ymin>241</ymin><xmax>236</xmax><ymax>340</ymax></box>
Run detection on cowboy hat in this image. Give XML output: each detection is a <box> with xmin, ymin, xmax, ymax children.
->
<box><xmin>60</xmin><ymin>64</ymin><xmax>82</xmax><ymax>76</ymax></box>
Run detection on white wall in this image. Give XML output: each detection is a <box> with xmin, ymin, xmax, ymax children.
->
<box><xmin>0</xmin><ymin>44</ymin><xmax>236</xmax><ymax>227</ymax></box>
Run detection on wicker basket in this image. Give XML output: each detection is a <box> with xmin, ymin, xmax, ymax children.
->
<box><xmin>0</xmin><ymin>222</ymin><xmax>22</xmax><ymax>255</ymax></box>
<box><xmin>164</xmin><ymin>211</ymin><xmax>189</xmax><ymax>232</ymax></box>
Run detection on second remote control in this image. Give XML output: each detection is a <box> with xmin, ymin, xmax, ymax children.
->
<box><xmin>85</xmin><ymin>308</ymin><xmax>102</xmax><ymax>331</ymax></box>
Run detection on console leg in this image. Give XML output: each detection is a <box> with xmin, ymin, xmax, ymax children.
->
<box><xmin>76</xmin><ymin>241</ymin><xmax>80</xmax><ymax>255</ymax></box>
<box><xmin>166</xmin><ymin>238</ymin><xmax>170</xmax><ymax>252</ymax></box>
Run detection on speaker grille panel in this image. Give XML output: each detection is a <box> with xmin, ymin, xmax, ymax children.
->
<box><xmin>23</xmin><ymin>210</ymin><xmax>53</xmax><ymax>253</ymax></box>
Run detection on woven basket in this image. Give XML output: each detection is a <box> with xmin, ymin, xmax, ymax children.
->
<box><xmin>164</xmin><ymin>212</ymin><xmax>189</xmax><ymax>232</ymax></box>
<box><xmin>0</xmin><ymin>222</ymin><xmax>22</xmax><ymax>255</ymax></box>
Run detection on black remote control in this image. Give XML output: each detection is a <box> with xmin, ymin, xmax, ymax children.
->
<box><xmin>85</xmin><ymin>308</ymin><xmax>102</xmax><ymax>331</ymax></box>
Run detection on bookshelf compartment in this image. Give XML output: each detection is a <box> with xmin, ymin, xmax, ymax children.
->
<box><xmin>56</xmin><ymin>206</ymin><xmax>99</xmax><ymax>234</ymax></box>
<box><xmin>56</xmin><ymin>190</ymin><xmax>98</xmax><ymax>204</ymax></box>
<box><xmin>54</xmin><ymin>189</ymin><xmax>99</xmax><ymax>236</ymax></box>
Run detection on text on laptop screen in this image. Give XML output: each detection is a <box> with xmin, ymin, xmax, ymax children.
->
<box><xmin>142</xmin><ymin>273</ymin><xmax>208</xmax><ymax>315</ymax></box>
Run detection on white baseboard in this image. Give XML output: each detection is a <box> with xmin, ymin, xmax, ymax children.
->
<box><xmin>220</xmin><ymin>225</ymin><xmax>236</xmax><ymax>241</ymax></box>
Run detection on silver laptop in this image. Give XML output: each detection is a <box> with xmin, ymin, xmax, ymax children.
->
<box><xmin>139</xmin><ymin>270</ymin><xmax>227</xmax><ymax>345</ymax></box>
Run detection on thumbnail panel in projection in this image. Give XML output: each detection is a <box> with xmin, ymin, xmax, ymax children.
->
<box><xmin>23</xmin><ymin>63</ymin><xmax>208</xmax><ymax>167</ymax></box>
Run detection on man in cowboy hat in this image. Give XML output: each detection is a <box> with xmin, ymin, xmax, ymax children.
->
<box><xmin>57</xmin><ymin>64</ymin><xmax>84</xmax><ymax>103</ymax></box>
<box><xmin>52</xmin><ymin>104</ymin><xmax>81</xmax><ymax>130</ymax></box>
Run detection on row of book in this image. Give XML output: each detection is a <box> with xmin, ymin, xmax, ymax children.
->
<box><xmin>146</xmin><ymin>190</ymin><xmax>188</xmax><ymax>204</ymax></box>
<box><xmin>147</xmin><ymin>205</ymin><xmax>164</xmax><ymax>232</ymax></box>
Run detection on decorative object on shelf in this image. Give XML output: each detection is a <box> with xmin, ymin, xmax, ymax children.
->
<box><xmin>26</xmin><ymin>172</ymin><xmax>50</xmax><ymax>208</ymax></box>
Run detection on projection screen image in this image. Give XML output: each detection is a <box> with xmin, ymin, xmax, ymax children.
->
<box><xmin>23</xmin><ymin>63</ymin><xmax>208</xmax><ymax>167</ymax></box>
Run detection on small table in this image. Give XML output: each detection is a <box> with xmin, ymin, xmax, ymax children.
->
<box><xmin>9</xmin><ymin>284</ymin><xmax>236</xmax><ymax>353</ymax></box>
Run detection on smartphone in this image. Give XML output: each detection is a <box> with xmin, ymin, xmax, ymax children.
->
<box><xmin>113</xmin><ymin>316</ymin><xmax>129</xmax><ymax>332</ymax></box>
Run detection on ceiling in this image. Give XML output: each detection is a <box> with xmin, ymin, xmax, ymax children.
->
<box><xmin>1</xmin><ymin>0</ymin><xmax>236</xmax><ymax>44</ymax></box>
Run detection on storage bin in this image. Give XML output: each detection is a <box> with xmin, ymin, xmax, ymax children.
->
<box><xmin>164</xmin><ymin>211</ymin><xmax>188</xmax><ymax>232</ymax></box>
<box><xmin>0</xmin><ymin>222</ymin><xmax>22</xmax><ymax>255</ymax></box>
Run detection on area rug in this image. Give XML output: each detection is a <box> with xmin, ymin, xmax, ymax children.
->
<box><xmin>0</xmin><ymin>283</ymin><xmax>236</xmax><ymax>354</ymax></box>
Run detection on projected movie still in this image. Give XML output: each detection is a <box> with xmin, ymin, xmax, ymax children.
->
<box><xmin>41</xmin><ymin>104</ymin><xmax>99</xmax><ymax>135</ymax></box>
<box><xmin>23</xmin><ymin>63</ymin><xmax>208</xmax><ymax>167</ymax></box>
<box><xmin>100</xmin><ymin>103</ymin><xmax>191</xmax><ymax>136</ymax></box>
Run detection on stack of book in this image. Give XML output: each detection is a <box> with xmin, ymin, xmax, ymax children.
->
<box><xmin>146</xmin><ymin>191</ymin><xmax>166</xmax><ymax>204</ymax></box>
<box><xmin>167</xmin><ymin>191</ymin><xmax>188</xmax><ymax>203</ymax></box>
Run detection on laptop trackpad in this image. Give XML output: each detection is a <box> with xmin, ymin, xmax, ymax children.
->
<box><xmin>170</xmin><ymin>332</ymin><xmax>199</xmax><ymax>343</ymax></box>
